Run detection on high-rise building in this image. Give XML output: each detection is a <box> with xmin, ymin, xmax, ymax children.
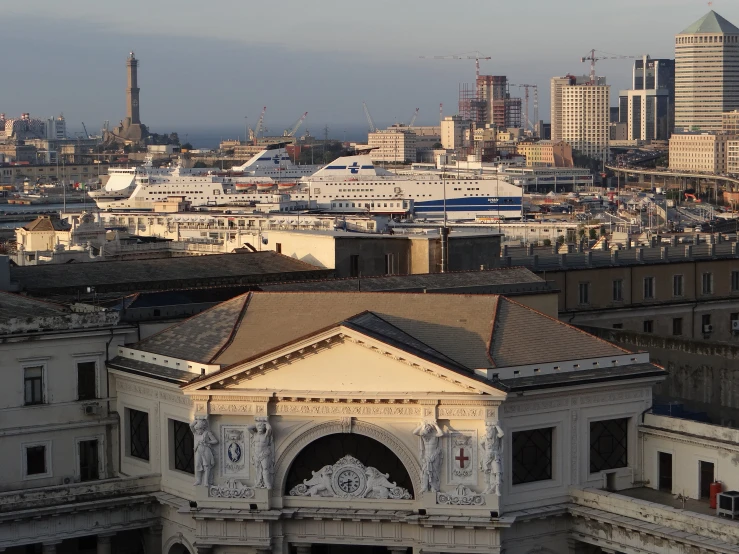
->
<box><xmin>618</xmin><ymin>57</ymin><xmax>675</xmax><ymax>141</ymax></box>
<box><xmin>550</xmin><ymin>75</ymin><xmax>610</xmax><ymax>160</ymax></box>
<box><xmin>675</xmin><ymin>10</ymin><xmax>739</xmax><ymax>132</ymax></box>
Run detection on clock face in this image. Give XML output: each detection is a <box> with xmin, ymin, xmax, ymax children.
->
<box><xmin>132</xmin><ymin>99</ymin><xmax>139</xmax><ymax>107</ymax></box>
<box><xmin>337</xmin><ymin>469</ymin><xmax>361</xmax><ymax>494</ymax></box>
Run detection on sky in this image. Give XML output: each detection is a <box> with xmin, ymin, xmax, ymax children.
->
<box><xmin>2</xmin><ymin>0</ymin><xmax>738</xmax><ymax>144</ymax></box>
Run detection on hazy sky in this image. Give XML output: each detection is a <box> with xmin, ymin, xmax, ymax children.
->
<box><xmin>2</xmin><ymin>0</ymin><xmax>737</xmax><ymax>142</ymax></box>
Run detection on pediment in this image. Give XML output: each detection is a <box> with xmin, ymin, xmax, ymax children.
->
<box><xmin>184</xmin><ymin>328</ymin><xmax>504</xmax><ymax>397</ymax></box>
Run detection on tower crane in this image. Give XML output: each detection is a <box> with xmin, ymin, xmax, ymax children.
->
<box><xmin>408</xmin><ymin>108</ymin><xmax>419</xmax><ymax>128</ymax></box>
<box><xmin>253</xmin><ymin>106</ymin><xmax>267</xmax><ymax>145</ymax></box>
<box><xmin>284</xmin><ymin>112</ymin><xmax>308</xmax><ymax>137</ymax></box>
<box><xmin>581</xmin><ymin>50</ymin><xmax>645</xmax><ymax>84</ymax></box>
<box><xmin>419</xmin><ymin>51</ymin><xmax>492</xmax><ymax>81</ymax></box>
<box><xmin>81</xmin><ymin>122</ymin><xmax>89</xmax><ymax>139</ymax></box>
<box><xmin>363</xmin><ymin>102</ymin><xmax>376</xmax><ymax>133</ymax></box>
<box><xmin>509</xmin><ymin>84</ymin><xmax>539</xmax><ymax>135</ymax></box>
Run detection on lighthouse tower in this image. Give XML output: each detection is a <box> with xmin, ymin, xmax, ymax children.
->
<box><xmin>126</xmin><ymin>52</ymin><xmax>141</xmax><ymax>125</ymax></box>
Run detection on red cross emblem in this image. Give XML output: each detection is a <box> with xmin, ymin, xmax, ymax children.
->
<box><xmin>455</xmin><ymin>448</ymin><xmax>470</xmax><ymax>469</ymax></box>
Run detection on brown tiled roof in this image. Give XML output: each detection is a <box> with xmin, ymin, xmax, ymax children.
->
<box><xmin>134</xmin><ymin>291</ymin><xmax>627</xmax><ymax>371</ymax></box>
<box><xmin>0</xmin><ymin>291</ymin><xmax>68</xmax><ymax>322</ymax></box>
<box><xmin>22</xmin><ymin>216</ymin><xmax>70</xmax><ymax>232</ymax></box>
<box><xmin>489</xmin><ymin>297</ymin><xmax>627</xmax><ymax>366</ymax></box>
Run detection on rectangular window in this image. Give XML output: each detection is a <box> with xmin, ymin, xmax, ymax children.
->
<box><xmin>578</xmin><ymin>282</ymin><xmax>590</xmax><ymax>305</ymax></box>
<box><xmin>590</xmin><ymin>418</ymin><xmax>628</xmax><ymax>473</ymax></box>
<box><xmin>732</xmin><ymin>271</ymin><xmax>739</xmax><ymax>292</ymax></box>
<box><xmin>24</xmin><ymin>366</ymin><xmax>43</xmax><ymax>405</ymax></box>
<box><xmin>702</xmin><ymin>272</ymin><xmax>714</xmax><ymax>295</ymax></box>
<box><xmin>612</xmin><ymin>279</ymin><xmax>623</xmax><ymax>302</ymax></box>
<box><xmin>173</xmin><ymin>420</ymin><xmax>195</xmax><ymax>474</ymax></box>
<box><xmin>643</xmin><ymin>277</ymin><xmax>655</xmax><ymax>299</ymax></box>
<box><xmin>77</xmin><ymin>361</ymin><xmax>97</xmax><ymax>401</ymax></box>
<box><xmin>26</xmin><ymin>445</ymin><xmax>47</xmax><ymax>476</ymax></box>
<box><xmin>128</xmin><ymin>409</ymin><xmax>150</xmax><ymax>461</ymax></box>
<box><xmin>612</xmin><ymin>323</ymin><xmax>623</xmax><ymax>329</ymax></box>
<box><xmin>673</xmin><ymin>274</ymin><xmax>684</xmax><ymax>297</ymax></box>
<box><xmin>349</xmin><ymin>255</ymin><xmax>360</xmax><ymax>278</ymax></box>
<box><xmin>672</xmin><ymin>317</ymin><xmax>683</xmax><ymax>336</ymax></box>
<box><xmin>275</xmin><ymin>243</ymin><xmax>282</xmax><ymax>254</ymax></box>
<box><xmin>79</xmin><ymin>439</ymin><xmax>99</xmax><ymax>482</ymax></box>
<box><xmin>643</xmin><ymin>320</ymin><xmax>654</xmax><ymax>333</ymax></box>
<box><xmin>512</xmin><ymin>427</ymin><xmax>553</xmax><ymax>485</ymax></box>
<box><xmin>384</xmin><ymin>253</ymin><xmax>396</xmax><ymax>275</ymax></box>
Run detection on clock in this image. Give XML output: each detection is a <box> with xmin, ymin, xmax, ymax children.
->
<box><xmin>132</xmin><ymin>99</ymin><xmax>139</xmax><ymax>107</ymax></box>
<box><xmin>336</xmin><ymin>469</ymin><xmax>361</xmax><ymax>494</ymax></box>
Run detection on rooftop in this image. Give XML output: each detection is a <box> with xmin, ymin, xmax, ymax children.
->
<box><xmin>10</xmin><ymin>251</ymin><xmax>331</xmax><ymax>293</ymax></box>
<box><xmin>130</xmin><ymin>291</ymin><xmax>629</xmax><ymax>372</ymax></box>
<box><xmin>21</xmin><ymin>215</ymin><xmax>70</xmax><ymax>232</ymax></box>
<box><xmin>0</xmin><ymin>291</ymin><xmax>67</xmax><ymax>322</ymax></box>
<box><xmin>680</xmin><ymin>10</ymin><xmax>739</xmax><ymax>35</ymax></box>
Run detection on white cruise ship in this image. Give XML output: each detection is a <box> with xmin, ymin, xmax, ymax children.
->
<box><xmin>91</xmin><ymin>152</ymin><xmax>523</xmax><ymax>220</ymax></box>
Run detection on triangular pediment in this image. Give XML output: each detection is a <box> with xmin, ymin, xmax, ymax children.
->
<box><xmin>184</xmin><ymin>326</ymin><xmax>504</xmax><ymax>397</ymax></box>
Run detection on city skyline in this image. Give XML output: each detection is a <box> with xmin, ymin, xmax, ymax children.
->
<box><xmin>2</xmin><ymin>1</ymin><xmax>738</xmax><ymax>139</ymax></box>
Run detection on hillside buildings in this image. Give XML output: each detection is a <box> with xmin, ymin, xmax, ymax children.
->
<box><xmin>550</xmin><ymin>75</ymin><xmax>610</xmax><ymax>161</ymax></box>
<box><xmin>674</xmin><ymin>11</ymin><xmax>739</xmax><ymax>132</ymax></box>
<box><xmin>618</xmin><ymin>57</ymin><xmax>675</xmax><ymax>141</ymax></box>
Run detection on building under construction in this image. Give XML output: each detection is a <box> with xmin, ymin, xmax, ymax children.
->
<box><xmin>458</xmin><ymin>76</ymin><xmax>522</xmax><ymax>130</ymax></box>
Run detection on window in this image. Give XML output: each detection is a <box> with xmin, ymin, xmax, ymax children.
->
<box><xmin>672</xmin><ymin>317</ymin><xmax>683</xmax><ymax>336</ymax></box>
<box><xmin>673</xmin><ymin>274</ymin><xmax>684</xmax><ymax>297</ymax></box>
<box><xmin>643</xmin><ymin>277</ymin><xmax>655</xmax><ymax>299</ymax></box>
<box><xmin>612</xmin><ymin>279</ymin><xmax>623</xmax><ymax>302</ymax></box>
<box><xmin>732</xmin><ymin>271</ymin><xmax>739</xmax><ymax>292</ymax></box>
<box><xmin>643</xmin><ymin>320</ymin><xmax>654</xmax><ymax>333</ymax></box>
<box><xmin>173</xmin><ymin>420</ymin><xmax>194</xmax><ymax>474</ymax></box>
<box><xmin>512</xmin><ymin>427</ymin><xmax>553</xmax><ymax>485</ymax></box>
<box><xmin>128</xmin><ymin>409</ymin><xmax>150</xmax><ymax>461</ymax></box>
<box><xmin>590</xmin><ymin>418</ymin><xmax>628</xmax><ymax>473</ymax></box>
<box><xmin>612</xmin><ymin>323</ymin><xmax>623</xmax><ymax>329</ymax></box>
<box><xmin>275</xmin><ymin>243</ymin><xmax>282</xmax><ymax>254</ymax></box>
<box><xmin>702</xmin><ymin>272</ymin><xmax>714</xmax><ymax>295</ymax></box>
<box><xmin>349</xmin><ymin>255</ymin><xmax>360</xmax><ymax>278</ymax></box>
<box><xmin>578</xmin><ymin>282</ymin><xmax>590</xmax><ymax>305</ymax></box>
<box><xmin>77</xmin><ymin>361</ymin><xmax>96</xmax><ymax>401</ymax></box>
<box><xmin>24</xmin><ymin>366</ymin><xmax>43</xmax><ymax>405</ymax></box>
<box><xmin>78</xmin><ymin>439</ymin><xmax>99</xmax><ymax>481</ymax></box>
<box><xmin>384</xmin><ymin>253</ymin><xmax>396</xmax><ymax>275</ymax></box>
<box><xmin>24</xmin><ymin>443</ymin><xmax>50</xmax><ymax>477</ymax></box>
<box><xmin>702</xmin><ymin>314</ymin><xmax>712</xmax><ymax>331</ymax></box>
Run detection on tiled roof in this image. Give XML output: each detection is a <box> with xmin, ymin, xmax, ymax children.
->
<box><xmin>0</xmin><ymin>291</ymin><xmax>67</xmax><ymax>322</ymax></box>
<box><xmin>22</xmin><ymin>216</ymin><xmax>70</xmax><ymax>232</ymax></box>
<box><xmin>680</xmin><ymin>10</ymin><xmax>739</xmax><ymax>34</ymax></box>
<box><xmin>11</xmin><ymin>251</ymin><xmax>328</xmax><ymax>292</ymax></box>
<box><xmin>134</xmin><ymin>292</ymin><xmax>627</xmax><ymax>372</ymax></box>
<box><xmin>490</xmin><ymin>298</ymin><xmax>626</xmax><ymax>366</ymax></box>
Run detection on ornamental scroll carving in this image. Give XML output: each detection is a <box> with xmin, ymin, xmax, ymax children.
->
<box><xmin>437</xmin><ymin>485</ymin><xmax>485</xmax><ymax>506</ymax></box>
<box><xmin>209</xmin><ymin>479</ymin><xmax>255</xmax><ymax>499</ymax></box>
<box><xmin>289</xmin><ymin>455</ymin><xmax>412</xmax><ymax>500</ymax></box>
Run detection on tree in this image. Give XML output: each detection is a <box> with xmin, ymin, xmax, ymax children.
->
<box><xmin>589</xmin><ymin>228</ymin><xmax>598</xmax><ymax>240</ymax></box>
<box><xmin>543</xmin><ymin>238</ymin><xmax>552</xmax><ymax>246</ymax></box>
<box><xmin>557</xmin><ymin>235</ymin><xmax>565</xmax><ymax>244</ymax></box>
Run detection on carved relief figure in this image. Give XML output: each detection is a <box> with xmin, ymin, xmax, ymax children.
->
<box><xmin>247</xmin><ymin>416</ymin><xmax>274</xmax><ymax>489</ymax></box>
<box><xmin>480</xmin><ymin>421</ymin><xmax>505</xmax><ymax>495</ymax></box>
<box><xmin>413</xmin><ymin>420</ymin><xmax>444</xmax><ymax>492</ymax></box>
<box><xmin>299</xmin><ymin>465</ymin><xmax>334</xmax><ymax>497</ymax></box>
<box><xmin>191</xmin><ymin>417</ymin><xmax>218</xmax><ymax>487</ymax></box>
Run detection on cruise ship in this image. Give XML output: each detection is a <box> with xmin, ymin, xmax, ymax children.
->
<box><xmin>89</xmin><ymin>146</ymin><xmax>322</xmax><ymax>210</ymax></box>
<box><xmin>91</xmin><ymin>153</ymin><xmax>523</xmax><ymax>220</ymax></box>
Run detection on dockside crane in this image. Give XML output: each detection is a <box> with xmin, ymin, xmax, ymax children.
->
<box><xmin>408</xmin><ymin>108</ymin><xmax>419</xmax><ymax>128</ymax></box>
<box><xmin>419</xmin><ymin>51</ymin><xmax>492</xmax><ymax>80</ymax></box>
<box><xmin>81</xmin><ymin>122</ymin><xmax>89</xmax><ymax>139</ymax></box>
<box><xmin>363</xmin><ymin>102</ymin><xmax>376</xmax><ymax>133</ymax></box>
<box><xmin>581</xmin><ymin>50</ymin><xmax>644</xmax><ymax>84</ymax></box>
<box><xmin>251</xmin><ymin>106</ymin><xmax>267</xmax><ymax>145</ymax></box>
<box><xmin>284</xmin><ymin>112</ymin><xmax>308</xmax><ymax>137</ymax></box>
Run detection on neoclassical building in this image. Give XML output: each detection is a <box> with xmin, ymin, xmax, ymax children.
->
<box><xmin>105</xmin><ymin>291</ymin><xmax>669</xmax><ymax>554</ymax></box>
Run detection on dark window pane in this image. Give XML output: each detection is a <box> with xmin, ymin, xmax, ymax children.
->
<box><xmin>77</xmin><ymin>362</ymin><xmax>97</xmax><ymax>401</ymax></box>
<box><xmin>26</xmin><ymin>445</ymin><xmax>46</xmax><ymax>475</ymax></box>
<box><xmin>173</xmin><ymin>420</ymin><xmax>194</xmax><ymax>474</ymax></box>
<box><xmin>512</xmin><ymin>427</ymin><xmax>553</xmax><ymax>485</ymax></box>
<box><xmin>79</xmin><ymin>440</ymin><xmax>99</xmax><ymax>481</ymax></box>
<box><xmin>24</xmin><ymin>366</ymin><xmax>43</xmax><ymax>405</ymax></box>
<box><xmin>129</xmin><ymin>409</ymin><xmax>150</xmax><ymax>461</ymax></box>
<box><xmin>590</xmin><ymin>418</ymin><xmax>628</xmax><ymax>473</ymax></box>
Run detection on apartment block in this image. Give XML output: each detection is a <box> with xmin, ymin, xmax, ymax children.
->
<box><xmin>551</xmin><ymin>75</ymin><xmax>610</xmax><ymax>160</ymax></box>
<box><xmin>669</xmin><ymin>132</ymin><xmax>732</xmax><ymax>172</ymax></box>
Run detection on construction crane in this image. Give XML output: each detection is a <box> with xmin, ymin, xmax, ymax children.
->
<box><xmin>510</xmin><ymin>85</ymin><xmax>539</xmax><ymax>135</ymax></box>
<box><xmin>81</xmin><ymin>122</ymin><xmax>89</xmax><ymax>139</ymax></box>
<box><xmin>284</xmin><ymin>112</ymin><xmax>308</xmax><ymax>137</ymax></box>
<box><xmin>363</xmin><ymin>102</ymin><xmax>376</xmax><ymax>133</ymax></box>
<box><xmin>419</xmin><ymin>51</ymin><xmax>492</xmax><ymax>80</ymax></box>
<box><xmin>253</xmin><ymin>106</ymin><xmax>267</xmax><ymax>145</ymax></box>
<box><xmin>408</xmin><ymin>108</ymin><xmax>419</xmax><ymax>128</ymax></box>
<box><xmin>581</xmin><ymin>50</ymin><xmax>644</xmax><ymax>84</ymax></box>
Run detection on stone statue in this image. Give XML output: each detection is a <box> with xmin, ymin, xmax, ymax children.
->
<box><xmin>413</xmin><ymin>420</ymin><xmax>444</xmax><ymax>492</ymax></box>
<box><xmin>480</xmin><ymin>421</ymin><xmax>505</xmax><ymax>496</ymax></box>
<box><xmin>247</xmin><ymin>416</ymin><xmax>274</xmax><ymax>489</ymax></box>
<box><xmin>191</xmin><ymin>417</ymin><xmax>218</xmax><ymax>487</ymax></box>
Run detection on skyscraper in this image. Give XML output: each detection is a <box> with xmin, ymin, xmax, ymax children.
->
<box><xmin>618</xmin><ymin>57</ymin><xmax>675</xmax><ymax>141</ymax></box>
<box><xmin>675</xmin><ymin>11</ymin><xmax>739</xmax><ymax>132</ymax></box>
<box><xmin>550</xmin><ymin>75</ymin><xmax>610</xmax><ymax>160</ymax></box>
